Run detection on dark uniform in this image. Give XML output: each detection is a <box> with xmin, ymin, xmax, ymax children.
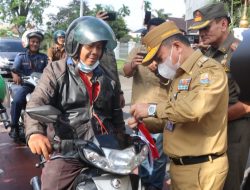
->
<box><xmin>11</xmin><ymin>51</ymin><xmax>48</xmax><ymax>131</ymax></box>
<box><xmin>205</xmin><ymin>32</ymin><xmax>250</xmax><ymax>190</ymax></box>
<box><xmin>189</xmin><ymin>3</ymin><xmax>250</xmax><ymax>190</ymax></box>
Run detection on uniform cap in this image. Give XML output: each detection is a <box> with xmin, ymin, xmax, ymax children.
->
<box><xmin>142</xmin><ymin>21</ymin><xmax>181</xmax><ymax>63</ymax></box>
<box><xmin>189</xmin><ymin>2</ymin><xmax>230</xmax><ymax>30</ymax></box>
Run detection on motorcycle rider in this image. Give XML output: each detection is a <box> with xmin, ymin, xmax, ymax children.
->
<box><xmin>24</xmin><ymin>16</ymin><xmax>125</xmax><ymax>190</ymax></box>
<box><xmin>47</xmin><ymin>30</ymin><xmax>66</xmax><ymax>63</ymax></box>
<box><xmin>9</xmin><ymin>29</ymin><xmax>48</xmax><ymax>140</ymax></box>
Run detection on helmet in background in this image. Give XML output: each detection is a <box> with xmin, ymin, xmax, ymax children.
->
<box><xmin>65</xmin><ymin>16</ymin><xmax>117</xmax><ymax>57</ymax></box>
<box><xmin>53</xmin><ymin>30</ymin><xmax>66</xmax><ymax>44</ymax></box>
<box><xmin>22</xmin><ymin>29</ymin><xmax>44</xmax><ymax>48</ymax></box>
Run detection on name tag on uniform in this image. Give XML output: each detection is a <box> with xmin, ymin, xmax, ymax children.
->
<box><xmin>178</xmin><ymin>78</ymin><xmax>191</xmax><ymax>91</ymax></box>
<box><xmin>165</xmin><ymin>121</ymin><xmax>174</xmax><ymax>132</ymax></box>
<box><xmin>22</xmin><ymin>62</ymin><xmax>29</xmax><ymax>66</ymax></box>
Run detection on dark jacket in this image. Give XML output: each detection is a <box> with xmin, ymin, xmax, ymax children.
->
<box><xmin>24</xmin><ymin>58</ymin><xmax>125</xmax><ymax>141</ymax></box>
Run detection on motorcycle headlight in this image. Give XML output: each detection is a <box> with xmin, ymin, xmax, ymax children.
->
<box><xmin>83</xmin><ymin>145</ymin><xmax>149</xmax><ymax>174</ymax></box>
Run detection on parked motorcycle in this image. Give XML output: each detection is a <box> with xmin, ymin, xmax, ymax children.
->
<box><xmin>26</xmin><ymin>105</ymin><xmax>158</xmax><ymax>190</ymax></box>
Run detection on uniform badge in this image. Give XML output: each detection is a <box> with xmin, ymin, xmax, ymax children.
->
<box><xmin>165</xmin><ymin>121</ymin><xmax>174</xmax><ymax>132</ymax></box>
<box><xmin>200</xmin><ymin>73</ymin><xmax>210</xmax><ymax>85</ymax></box>
<box><xmin>221</xmin><ymin>54</ymin><xmax>229</xmax><ymax>72</ymax></box>
<box><xmin>177</xmin><ymin>78</ymin><xmax>192</xmax><ymax>91</ymax></box>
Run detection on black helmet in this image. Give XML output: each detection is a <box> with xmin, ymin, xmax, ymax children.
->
<box><xmin>22</xmin><ymin>29</ymin><xmax>44</xmax><ymax>48</ymax></box>
<box><xmin>65</xmin><ymin>16</ymin><xmax>117</xmax><ymax>57</ymax></box>
<box><xmin>53</xmin><ymin>30</ymin><xmax>66</xmax><ymax>44</ymax></box>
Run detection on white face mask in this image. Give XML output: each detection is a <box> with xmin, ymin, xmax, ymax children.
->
<box><xmin>78</xmin><ymin>60</ymin><xmax>100</xmax><ymax>73</ymax></box>
<box><xmin>157</xmin><ymin>46</ymin><xmax>181</xmax><ymax>80</ymax></box>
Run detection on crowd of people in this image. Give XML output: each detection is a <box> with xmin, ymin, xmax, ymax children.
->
<box><xmin>1</xmin><ymin>2</ymin><xmax>249</xmax><ymax>190</ymax></box>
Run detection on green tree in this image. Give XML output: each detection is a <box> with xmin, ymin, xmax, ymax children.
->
<box><xmin>144</xmin><ymin>0</ymin><xmax>152</xmax><ymax>11</ymax></box>
<box><xmin>47</xmin><ymin>0</ymin><xmax>91</xmax><ymax>32</ymax></box>
<box><xmin>220</xmin><ymin>0</ymin><xmax>242</xmax><ymax>27</ymax></box>
<box><xmin>154</xmin><ymin>8</ymin><xmax>171</xmax><ymax>20</ymax></box>
<box><xmin>0</xmin><ymin>0</ymin><xmax>51</xmax><ymax>36</ymax></box>
<box><xmin>47</xmin><ymin>1</ymin><xmax>130</xmax><ymax>40</ymax></box>
<box><xmin>217</xmin><ymin>0</ymin><xmax>250</xmax><ymax>27</ymax></box>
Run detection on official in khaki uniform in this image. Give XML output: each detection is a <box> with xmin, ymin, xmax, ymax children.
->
<box><xmin>128</xmin><ymin>21</ymin><xmax>229</xmax><ymax>190</ymax></box>
<box><xmin>189</xmin><ymin>3</ymin><xmax>250</xmax><ymax>190</ymax></box>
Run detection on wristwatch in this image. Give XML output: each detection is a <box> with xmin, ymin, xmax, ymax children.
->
<box><xmin>148</xmin><ymin>104</ymin><xmax>157</xmax><ymax>117</ymax></box>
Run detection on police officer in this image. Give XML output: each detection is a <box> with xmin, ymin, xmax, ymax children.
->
<box><xmin>128</xmin><ymin>21</ymin><xmax>229</xmax><ymax>190</ymax></box>
<box><xmin>10</xmin><ymin>29</ymin><xmax>48</xmax><ymax>140</ymax></box>
<box><xmin>189</xmin><ymin>3</ymin><xmax>250</xmax><ymax>190</ymax></box>
<box><xmin>47</xmin><ymin>30</ymin><xmax>66</xmax><ymax>63</ymax></box>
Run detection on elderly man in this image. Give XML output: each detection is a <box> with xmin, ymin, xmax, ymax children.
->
<box><xmin>128</xmin><ymin>21</ymin><xmax>229</xmax><ymax>190</ymax></box>
<box><xmin>189</xmin><ymin>3</ymin><xmax>250</xmax><ymax>190</ymax></box>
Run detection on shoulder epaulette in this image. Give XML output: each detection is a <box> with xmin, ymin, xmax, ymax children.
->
<box><xmin>197</xmin><ymin>56</ymin><xmax>209</xmax><ymax>67</ymax></box>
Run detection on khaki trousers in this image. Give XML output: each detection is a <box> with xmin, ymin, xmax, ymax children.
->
<box><xmin>170</xmin><ymin>154</ymin><xmax>228</xmax><ymax>190</ymax></box>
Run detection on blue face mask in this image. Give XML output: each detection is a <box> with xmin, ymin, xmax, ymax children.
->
<box><xmin>78</xmin><ymin>60</ymin><xmax>100</xmax><ymax>73</ymax></box>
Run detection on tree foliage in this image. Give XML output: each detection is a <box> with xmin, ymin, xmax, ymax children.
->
<box><xmin>47</xmin><ymin>0</ymin><xmax>130</xmax><ymax>40</ymax></box>
<box><xmin>0</xmin><ymin>0</ymin><xmax>51</xmax><ymax>36</ymax></box>
<box><xmin>220</xmin><ymin>0</ymin><xmax>243</xmax><ymax>27</ymax></box>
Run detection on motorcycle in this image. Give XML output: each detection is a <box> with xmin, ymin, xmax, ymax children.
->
<box><xmin>26</xmin><ymin>105</ymin><xmax>158</xmax><ymax>190</ymax></box>
<box><xmin>7</xmin><ymin>72</ymin><xmax>41</xmax><ymax>142</ymax></box>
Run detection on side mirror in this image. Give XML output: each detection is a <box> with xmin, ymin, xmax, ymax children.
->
<box><xmin>26</xmin><ymin>105</ymin><xmax>61</xmax><ymax>123</ymax></box>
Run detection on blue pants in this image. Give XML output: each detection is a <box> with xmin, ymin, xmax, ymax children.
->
<box><xmin>139</xmin><ymin>133</ymin><xmax>169</xmax><ymax>189</ymax></box>
<box><xmin>10</xmin><ymin>86</ymin><xmax>33</xmax><ymax>128</ymax></box>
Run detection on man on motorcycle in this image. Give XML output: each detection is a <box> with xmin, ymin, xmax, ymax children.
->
<box><xmin>24</xmin><ymin>16</ymin><xmax>125</xmax><ymax>190</ymax></box>
<box><xmin>47</xmin><ymin>30</ymin><xmax>66</xmax><ymax>63</ymax></box>
<box><xmin>10</xmin><ymin>29</ymin><xmax>48</xmax><ymax>140</ymax></box>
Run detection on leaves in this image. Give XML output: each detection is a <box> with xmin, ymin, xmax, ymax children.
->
<box><xmin>0</xmin><ymin>0</ymin><xmax>51</xmax><ymax>36</ymax></box>
<box><xmin>47</xmin><ymin>1</ymin><xmax>130</xmax><ymax>40</ymax></box>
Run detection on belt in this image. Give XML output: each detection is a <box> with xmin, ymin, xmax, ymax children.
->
<box><xmin>170</xmin><ymin>154</ymin><xmax>223</xmax><ymax>165</ymax></box>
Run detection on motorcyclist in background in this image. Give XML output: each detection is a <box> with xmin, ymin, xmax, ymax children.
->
<box><xmin>9</xmin><ymin>29</ymin><xmax>48</xmax><ymax>140</ymax></box>
<box><xmin>24</xmin><ymin>16</ymin><xmax>125</xmax><ymax>189</ymax></box>
<box><xmin>47</xmin><ymin>30</ymin><xmax>66</xmax><ymax>63</ymax></box>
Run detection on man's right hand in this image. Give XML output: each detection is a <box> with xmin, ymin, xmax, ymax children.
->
<box><xmin>131</xmin><ymin>54</ymin><xmax>145</xmax><ymax>69</ymax></box>
<box><xmin>11</xmin><ymin>72</ymin><xmax>21</xmax><ymax>85</ymax></box>
<box><xmin>28</xmin><ymin>133</ymin><xmax>52</xmax><ymax>160</ymax></box>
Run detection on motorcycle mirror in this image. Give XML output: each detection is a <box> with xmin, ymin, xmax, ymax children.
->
<box><xmin>26</xmin><ymin>105</ymin><xmax>61</xmax><ymax>123</ymax></box>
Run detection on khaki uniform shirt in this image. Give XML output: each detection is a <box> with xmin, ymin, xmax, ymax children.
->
<box><xmin>127</xmin><ymin>46</ymin><xmax>169</xmax><ymax>132</ymax></box>
<box><xmin>47</xmin><ymin>45</ymin><xmax>66</xmax><ymax>62</ymax></box>
<box><xmin>156</xmin><ymin>50</ymin><xmax>228</xmax><ymax>157</ymax></box>
<box><xmin>204</xmin><ymin>32</ymin><xmax>240</xmax><ymax>104</ymax></box>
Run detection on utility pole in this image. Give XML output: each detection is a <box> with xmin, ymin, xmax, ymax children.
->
<box><xmin>80</xmin><ymin>0</ymin><xmax>83</xmax><ymax>17</ymax></box>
